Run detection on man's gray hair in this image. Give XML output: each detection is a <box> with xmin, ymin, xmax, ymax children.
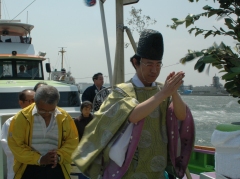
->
<box><xmin>34</xmin><ymin>85</ymin><xmax>60</xmax><ymax>105</ymax></box>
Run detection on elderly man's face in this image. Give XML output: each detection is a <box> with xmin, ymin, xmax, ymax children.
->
<box><xmin>36</xmin><ymin>100</ymin><xmax>56</xmax><ymax>119</ymax></box>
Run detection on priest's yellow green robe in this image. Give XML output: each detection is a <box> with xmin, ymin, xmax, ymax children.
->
<box><xmin>72</xmin><ymin>81</ymin><xmax>171</xmax><ymax>179</ymax></box>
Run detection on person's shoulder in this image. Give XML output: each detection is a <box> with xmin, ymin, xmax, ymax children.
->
<box><xmin>2</xmin><ymin>116</ymin><xmax>14</xmax><ymax>129</ymax></box>
<box><xmin>84</xmin><ymin>85</ymin><xmax>95</xmax><ymax>91</ymax></box>
<box><xmin>115</xmin><ymin>81</ymin><xmax>133</xmax><ymax>88</ymax></box>
<box><xmin>73</xmin><ymin>115</ymin><xmax>81</xmax><ymax>121</ymax></box>
<box><xmin>5</xmin><ymin>116</ymin><xmax>14</xmax><ymax>124</ymax></box>
<box><xmin>89</xmin><ymin>113</ymin><xmax>94</xmax><ymax>119</ymax></box>
<box><xmin>56</xmin><ymin>107</ymin><xmax>70</xmax><ymax>117</ymax></box>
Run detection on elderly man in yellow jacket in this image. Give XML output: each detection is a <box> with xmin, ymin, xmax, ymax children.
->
<box><xmin>8</xmin><ymin>85</ymin><xmax>78</xmax><ymax>179</ymax></box>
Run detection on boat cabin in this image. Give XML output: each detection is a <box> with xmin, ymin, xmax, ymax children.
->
<box><xmin>0</xmin><ymin>21</ymin><xmax>47</xmax><ymax>80</ymax></box>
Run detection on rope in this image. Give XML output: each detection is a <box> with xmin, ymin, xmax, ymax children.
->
<box><xmin>75</xmin><ymin>62</ymin><xmax>181</xmax><ymax>80</ymax></box>
<box><xmin>11</xmin><ymin>0</ymin><xmax>36</xmax><ymax>21</ymax></box>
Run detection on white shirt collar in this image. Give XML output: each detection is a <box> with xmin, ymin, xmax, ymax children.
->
<box><xmin>132</xmin><ymin>74</ymin><xmax>156</xmax><ymax>87</ymax></box>
<box><xmin>32</xmin><ymin>105</ymin><xmax>62</xmax><ymax>117</ymax></box>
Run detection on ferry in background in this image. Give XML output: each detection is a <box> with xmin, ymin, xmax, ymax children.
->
<box><xmin>51</xmin><ymin>47</ymin><xmax>76</xmax><ymax>85</ymax></box>
<box><xmin>179</xmin><ymin>75</ymin><xmax>229</xmax><ymax>96</ymax></box>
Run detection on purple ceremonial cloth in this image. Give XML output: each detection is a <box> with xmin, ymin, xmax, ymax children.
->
<box><xmin>103</xmin><ymin>103</ymin><xmax>194</xmax><ymax>179</ymax></box>
<box><xmin>103</xmin><ymin>119</ymin><xmax>145</xmax><ymax>179</ymax></box>
<box><xmin>166</xmin><ymin>103</ymin><xmax>195</xmax><ymax>178</ymax></box>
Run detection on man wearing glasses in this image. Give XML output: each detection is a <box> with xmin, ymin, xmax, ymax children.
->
<box><xmin>73</xmin><ymin>29</ymin><xmax>188</xmax><ymax>179</ymax></box>
<box><xmin>1</xmin><ymin>89</ymin><xmax>35</xmax><ymax>179</ymax></box>
<box><xmin>8</xmin><ymin>85</ymin><xmax>78</xmax><ymax>179</ymax></box>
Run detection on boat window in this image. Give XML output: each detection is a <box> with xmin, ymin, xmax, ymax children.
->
<box><xmin>0</xmin><ymin>61</ymin><xmax>13</xmax><ymax>78</ymax></box>
<box><xmin>58</xmin><ymin>91</ymin><xmax>81</xmax><ymax>107</ymax></box>
<box><xmin>0</xmin><ymin>35</ymin><xmax>21</xmax><ymax>43</ymax></box>
<box><xmin>0</xmin><ymin>93</ymin><xmax>20</xmax><ymax>109</ymax></box>
<box><xmin>0</xmin><ymin>60</ymin><xmax>44</xmax><ymax>80</ymax></box>
<box><xmin>16</xmin><ymin>61</ymin><xmax>43</xmax><ymax>79</ymax></box>
<box><xmin>0</xmin><ymin>91</ymin><xmax>80</xmax><ymax>109</ymax></box>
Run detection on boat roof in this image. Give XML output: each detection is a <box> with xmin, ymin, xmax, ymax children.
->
<box><xmin>0</xmin><ymin>21</ymin><xmax>34</xmax><ymax>36</ymax></box>
<box><xmin>0</xmin><ymin>80</ymin><xmax>78</xmax><ymax>92</ymax></box>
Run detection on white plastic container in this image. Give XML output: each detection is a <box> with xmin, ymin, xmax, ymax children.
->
<box><xmin>211</xmin><ymin>122</ymin><xmax>240</xmax><ymax>179</ymax></box>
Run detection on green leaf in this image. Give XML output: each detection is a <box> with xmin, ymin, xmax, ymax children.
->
<box><xmin>225</xmin><ymin>31</ymin><xmax>235</xmax><ymax>35</ymax></box>
<box><xmin>171</xmin><ymin>18</ymin><xmax>179</xmax><ymax>22</ymax></box>
<box><xmin>228</xmin><ymin>58</ymin><xmax>240</xmax><ymax>67</ymax></box>
<box><xmin>235</xmin><ymin>8</ymin><xmax>240</xmax><ymax>16</ymax></box>
<box><xmin>208</xmin><ymin>10</ymin><xmax>218</xmax><ymax>17</ymax></box>
<box><xmin>194</xmin><ymin>52</ymin><xmax>204</xmax><ymax>57</ymax></box>
<box><xmin>225</xmin><ymin>18</ymin><xmax>235</xmax><ymax>29</ymax></box>
<box><xmin>206</xmin><ymin>64</ymin><xmax>211</xmax><ymax>75</ymax></box>
<box><xmin>186</xmin><ymin>20</ymin><xmax>193</xmax><ymax>28</ymax></box>
<box><xmin>185</xmin><ymin>14</ymin><xmax>194</xmax><ymax>21</ymax></box>
<box><xmin>194</xmin><ymin>58</ymin><xmax>204</xmax><ymax>70</ymax></box>
<box><xmin>220</xmin><ymin>27</ymin><xmax>225</xmax><ymax>32</ymax></box>
<box><xmin>218</xmin><ymin>42</ymin><xmax>227</xmax><ymax>50</ymax></box>
<box><xmin>201</xmin><ymin>55</ymin><xmax>219</xmax><ymax>63</ymax></box>
<box><xmin>188</xmin><ymin>28</ymin><xmax>196</xmax><ymax>34</ymax></box>
<box><xmin>222</xmin><ymin>72</ymin><xmax>238</xmax><ymax>80</ymax></box>
<box><xmin>198</xmin><ymin>63</ymin><xmax>206</xmax><ymax>72</ymax></box>
<box><xmin>229</xmin><ymin>87</ymin><xmax>240</xmax><ymax>97</ymax></box>
<box><xmin>203</xmin><ymin>5</ymin><xmax>212</xmax><ymax>10</ymax></box>
<box><xmin>214</xmin><ymin>64</ymin><xmax>224</xmax><ymax>69</ymax></box>
<box><xmin>195</xmin><ymin>30</ymin><xmax>203</xmax><ymax>36</ymax></box>
<box><xmin>225</xmin><ymin>18</ymin><xmax>233</xmax><ymax>24</ymax></box>
<box><xmin>224</xmin><ymin>80</ymin><xmax>236</xmax><ymax>89</ymax></box>
<box><xmin>175</xmin><ymin>20</ymin><xmax>186</xmax><ymax>25</ymax></box>
<box><xmin>204</xmin><ymin>30</ymin><xmax>212</xmax><ymax>38</ymax></box>
<box><xmin>230</xmin><ymin>67</ymin><xmax>240</xmax><ymax>74</ymax></box>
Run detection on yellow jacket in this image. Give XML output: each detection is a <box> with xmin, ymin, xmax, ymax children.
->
<box><xmin>8</xmin><ymin>103</ymin><xmax>79</xmax><ymax>179</ymax></box>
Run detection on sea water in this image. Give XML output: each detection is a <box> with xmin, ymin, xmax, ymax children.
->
<box><xmin>182</xmin><ymin>95</ymin><xmax>240</xmax><ymax>147</ymax></box>
<box><xmin>80</xmin><ymin>94</ymin><xmax>239</xmax><ymax>146</ymax></box>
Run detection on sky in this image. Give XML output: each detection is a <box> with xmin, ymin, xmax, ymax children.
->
<box><xmin>1</xmin><ymin>0</ymin><xmax>235</xmax><ymax>86</ymax></box>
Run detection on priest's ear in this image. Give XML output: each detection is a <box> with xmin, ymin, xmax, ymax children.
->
<box><xmin>130</xmin><ymin>55</ymin><xmax>140</xmax><ymax>70</ymax></box>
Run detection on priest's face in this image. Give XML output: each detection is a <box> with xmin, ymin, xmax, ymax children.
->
<box><xmin>135</xmin><ymin>58</ymin><xmax>162</xmax><ymax>87</ymax></box>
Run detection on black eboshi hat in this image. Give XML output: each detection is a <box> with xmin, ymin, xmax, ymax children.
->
<box><xmin>136</xmin><ymin>29</ymin><xmax>164</xmax><ymax>61</ymax></box>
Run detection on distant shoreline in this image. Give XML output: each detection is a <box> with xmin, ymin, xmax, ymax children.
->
<box><xmin>181</xmin><ymin>94</ymin><xmax>229</xmax><ymax>96</ymax></box>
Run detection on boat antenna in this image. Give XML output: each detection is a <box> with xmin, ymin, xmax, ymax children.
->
<box><xmin>59</xmin><ymin>47</ymin><xmax>67</xmax><ymax>69</ymax></box>
<box><xmin>10</xmin><ymin>0</ymin><xmax>36</xmax><ymax>22</ymax></box>
<box><xmin>0</xmin><ymin>0</ymin><xmax>10</xmax><ymax>20</ymax></box>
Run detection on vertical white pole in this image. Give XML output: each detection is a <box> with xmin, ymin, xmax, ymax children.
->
<box><xmin>125</xmin><ymin>27</ymin><xmax>137</xmax><ymax>53</ymax></box>
<box><xmin>113</xmin><ymin>0</ymin><xmax>124</xmax><ymax>85</ymax></box>
<box><xmin>0</xmin><ymin>0</ymin><xmax>2</xmax><ymax>19</ymax></box>
<box><xmin>99</xmin><ymin>0</ymin><xmax>113</xmax><ymax>87</ymax></box>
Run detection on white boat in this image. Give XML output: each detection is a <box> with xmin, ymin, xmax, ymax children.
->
<box><xmin>0</xmin><ymin>4</ymin><xmax>81</xmax><ymax>179</ymax></box>
<box><xmin>0</xmin><ymin>20</ymin><xmax>48</xmax><ymax>80</ymax></box>
<box><xmin>51</xmin><ymin>47</ymin><xmax>76</xmax><ymax>85</ymax></box>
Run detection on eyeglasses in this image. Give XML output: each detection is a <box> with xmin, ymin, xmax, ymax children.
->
<box><xmin>37</xmin><ymin>107</ymin><xmax>56</xmax><ymax>114</ymax></box>
<box><xmin>140</xmin><ymin>60</ymin><xmax>163</xmax><ymax>69</ymax></box>
<box><xmin>23</xmin><ymin>99</ymin><xmax>34</xmax><ymax>103</ymax></box>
